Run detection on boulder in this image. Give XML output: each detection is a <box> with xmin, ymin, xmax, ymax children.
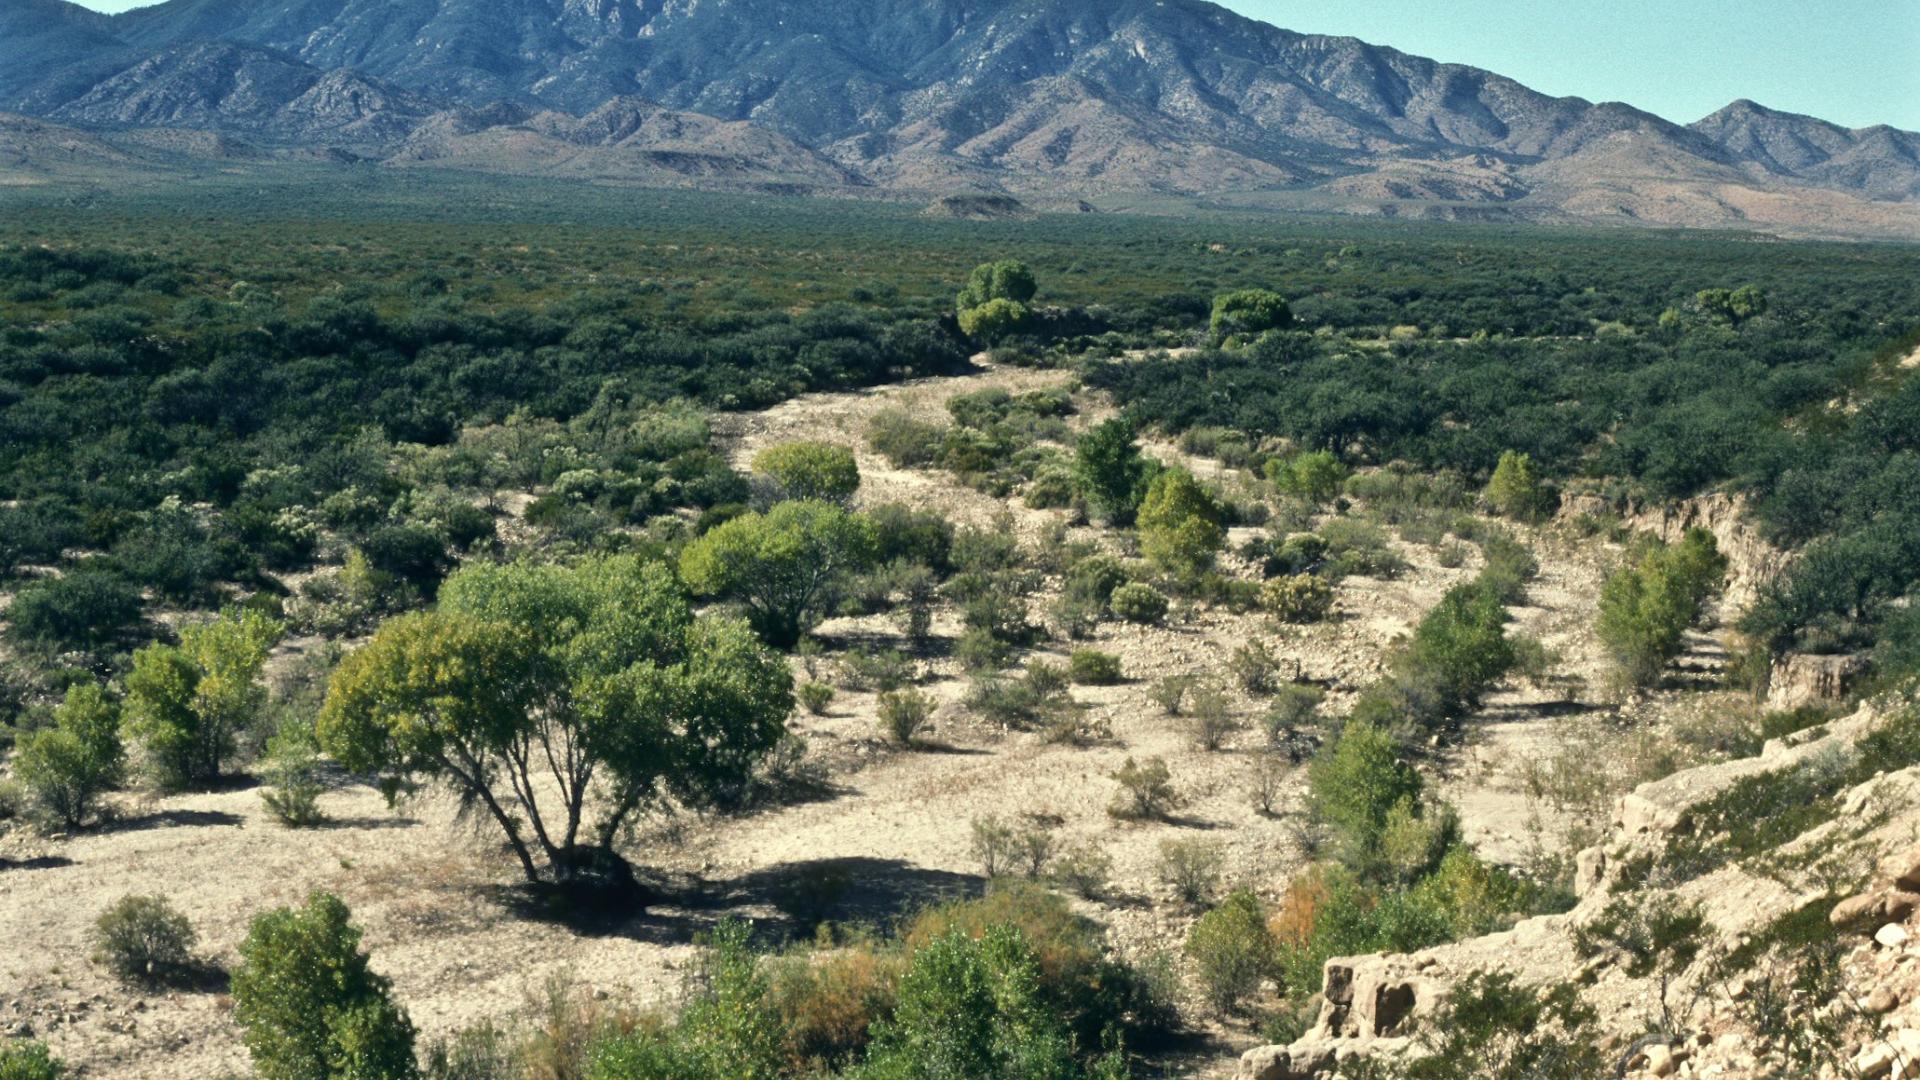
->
<box><xmin>1239</xmin><ymin>1041</ymin><xmax>1337</xmax><ymax>1080</ymax></box>
<box><xmin>1768</xmin><ymin>652</ymin><xmax>1870</xmax><ymax>710</ymax></box>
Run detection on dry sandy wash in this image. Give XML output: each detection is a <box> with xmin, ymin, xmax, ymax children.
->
<box><xmin>0</xmin><ymin>356</ymin><xmax>1725</xmax><ymax>1077</ymax></box>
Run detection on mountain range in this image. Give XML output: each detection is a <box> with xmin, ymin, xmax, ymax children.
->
<box><xmin>3</xmin><ymin>0</ymin><xmax>1917</xmax><ymax>237</ymax></box>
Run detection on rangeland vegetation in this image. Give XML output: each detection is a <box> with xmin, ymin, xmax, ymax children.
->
<box><xmin>1</xmin><ymin>177</ymin><xmax>1918</xmax><ymax>1078</ymax></box>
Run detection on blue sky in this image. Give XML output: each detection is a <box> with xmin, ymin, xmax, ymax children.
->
<box><xmin>65</xmin><ymin>0</ymin><xmax>1920</xmax><ymax>130</ymax></box>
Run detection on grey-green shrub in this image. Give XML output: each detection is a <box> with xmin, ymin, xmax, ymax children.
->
<box><xmin>92</xmin><ymin>895</ymin><xmax>197</xmax><ymax>987</ymax></box>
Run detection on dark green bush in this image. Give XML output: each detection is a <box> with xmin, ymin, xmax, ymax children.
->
<box><xmin>232</xmin><ymin>892</ymin><xmax>417</xmax><ymax>1080</ymax></box>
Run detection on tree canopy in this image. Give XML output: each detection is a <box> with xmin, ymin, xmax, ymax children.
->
<box><xmin>319</xmin><ymin>556</ymin><xmax>793</xmax><ymax>885</ymax></box>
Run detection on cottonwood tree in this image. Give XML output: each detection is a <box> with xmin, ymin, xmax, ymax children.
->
<box><xmin>679</xmin><ymin>500</ymin><xmax>876</xmax><ymax>649</ymax></box>
<box><xmin>319</xmin><ymin>556</ymin><xmax>793</xmax><ymax>886</ymax></box>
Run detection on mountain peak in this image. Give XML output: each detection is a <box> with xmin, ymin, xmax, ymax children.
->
<box><xmin>2</xmin><ymin>0</ymin><xmax>1915</xmax><ymax>237</ymax></box>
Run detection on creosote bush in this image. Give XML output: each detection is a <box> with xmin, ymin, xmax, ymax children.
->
<box><xmin>1157</xmin><ymin>839</ymin><xmax>1225</xmax><ymax>906</ymax></box>
<box><xmin>1067</xmin><ymin>649</ymin><xmax>1124</xmax><ymax>685</ymax></box>
<box><xmin>877</xmin><ymin>688</ymin><xmax>935</xmax><ymax>747</ymax></box>
<box><xmin>1108</xmin><ymin>756</ymin><xmax>1178</xmax><ymax>820</ymax></box>
<box><xmin>92</xmin><ymin>895</ymin><xmax>197</xmax><ymax>988</ymax></box>
<box><xmin>1262</xmin><ymin>574</ymin><xmax>1333</xmax><ymax>623</ymax></box>
<box><xmin>1109</xmin><ymin>583</ymin><xmax>1169</xmax><ymax>625</ymax></box>
<box><xmin>799</xmin><ymin>680</ymin><xmax>836</xmax><ymax>715</ymax></box>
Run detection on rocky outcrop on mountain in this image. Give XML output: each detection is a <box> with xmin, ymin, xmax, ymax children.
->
<box><xmin>387</xmin><ymin>97</ymin><xmax>859</xmax><ymax>188</ymax></box>
<box><xmin>48</xmin><ymin>42</ymin><xmax>435</xmax><ymax>148</ymax></box>
<box><xmin>3</xmin><ymin>0</ymin><xmax>1917</xmax><ymax>236</ymax></box>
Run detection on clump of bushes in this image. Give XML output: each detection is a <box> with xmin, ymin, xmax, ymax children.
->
<box><xmin>1598</xmin><ymin>528</ymin><xmax>1726</xmax><ymax>689</ymax></box>
<box><xmin>13</xmin><ymin>683</ymin><xmax>123</xmax><ymax>830</ymax></box>
<box><xmin>1186</xmin><ymin>891</ymin><xmax>1277</xmax><ymax>1012</ymax></box>
<box><xmin>1262</xmin><ymin>574</ymin><xmax>1333</xmax><ymax>623</ymax></box>
<box><xmin>232</xmin><ymin>892</ymin><xmax>416</xmax><ymax>1080</ymax></box>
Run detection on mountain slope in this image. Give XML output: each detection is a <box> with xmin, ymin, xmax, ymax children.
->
<box><xmin>4</xmin><ymin>0</ymin><xmax>1916</xmax><ymax>236</ymax></box>
<box><xmin>1693</xmin><ymin>99</ymin><xmax>1920</xmax><ymax>200</ymax></box>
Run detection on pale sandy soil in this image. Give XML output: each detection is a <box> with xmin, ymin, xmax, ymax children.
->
<box><xmin>0</xmin><ymin>354</ymin><xmax>1715</xmax><ymax>1078</ymax></box>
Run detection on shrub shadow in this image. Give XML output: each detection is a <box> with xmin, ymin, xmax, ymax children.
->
<box><xmin>96</xmin><ymin>809</ymin><xmax>244</xmax><ymax>834</ymax></box>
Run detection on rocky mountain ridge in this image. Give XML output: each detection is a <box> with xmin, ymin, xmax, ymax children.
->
<box><xmin>2</xmin><ymin>0</ymin><xmax>1916</xmax><ymax>237</ymax></box>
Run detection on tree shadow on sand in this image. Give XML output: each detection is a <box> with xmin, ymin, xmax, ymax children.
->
<box><xmin>484</xmin><ymin>856</ymin><xmax>983</xmax><ymax>947</ymax></box>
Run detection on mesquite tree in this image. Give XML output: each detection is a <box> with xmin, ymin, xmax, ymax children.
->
<box><xmin>319</xmin><ymin>556</ymin><xmax>792</xmax><ymax>885</ymax></box>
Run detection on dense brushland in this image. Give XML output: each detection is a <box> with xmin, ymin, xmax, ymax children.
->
<box><xmin>2</xmin><ymin>179</ymin><xmax>1920</xmax><ymax>1078</ymax></box>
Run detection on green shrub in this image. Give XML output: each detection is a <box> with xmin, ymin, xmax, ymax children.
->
<box><xmin>798</xmin><ymin>681</ymin><xmax>836</xmax><ymax>716</ymax></box>
<box><xmin>6</xmin><ymin>569</ymin><xmax>143</xmax><ymax>654</ymax></box>
<box><xmin>1137</xmin><ymin>468</ymin><xmax>1225</xmax><ymax>582</ymax></box>
<box><xmin>13</xmin><ymin>683</ymin><xmax>123</xmax><ymax>829</ymax></box>
<box><xmin>1066</xmin><ymin>650</ymin><xmax>1123</xmax><ymax>685</ymax></box>
<box><xmin>1109</xmin><ymin>583</ymin><xmax>1169</xmax><ymax>625</ymax></box>
<box><xmin>1483</xmin><ymin>451</ymin><xmax>1555</xmax><ymax>522</ymax></box>
<box><xmin>585</xmin><ymin>919</ymin><xmax>782</xmax><ymax>1080</ymax></box>
<box><xmin>0</xmin><ymin>1041</ymin><xmax>63</xmax><ymax>1080</ymax></box>
<box><xmin>1406</xmin><ymin>579</ymin><xmax>1516</xmax><ymax>720</ymax></box>
<box><xmin>1319</xmin><ymin>519</ymin><xmax>1407</xmax><ymax>580</ymax></box>
<box><xmin>1262</xmin><ymin>684</ymin><xmax>1324</xmax><ymax>755</ymax></box>
<box><xmin>1157</xmin><ymin>839</ymin><xmax>1224</xmax><ymax>906</ymax></box>
<box><xmin>841</xmin><ymin>648</ymin><xmax>915</xmax><ymax>693</ymax></box>
<box><xmin>1074</xmin><ymin>418</ymin><xmax>1151</xmax><ymax>525</ymax></box>
<box><xmin>1188</xmin><ymin>686</ymin><xmax>1239</xmax><ymax>751</ymax></box>
<box><xmin>92</xmin><ymin>895</ymin><xmax>197</xmax><ymax>988</ymax></box>
<box><xmin>862</xmin><ymin>926</ymin><xmax>1084</xmax><ymax>1080</ymax></box>
<box><xmin>753</xmin><ymin>441</ymin><xmax>861</xmax><ymax>505</ymax></box>
<box><xmin>232</xmin><ymin>892</ymin><xmax>417</xmax><ymax>1080</ymax></box>
<box><xmin>1186</xmin><ymin>891</ymin><xmax>1276</xmax><ymax>1012</ymax></box>
<box><xmin>1108</xmin><ymin>757</ymin><xmax>1178</xmax><ymax>820</ymax></box>
<box><xmin>965</xmin><ymin>668</ymin><xmax>1072</xmax><ymax>730</ymax></box>
<box><xmin>867</xmin><ymin>410</ymin><xmax>948</xmax><ymax>468</ymax></box>
<box><xmin>1051</xmin><ymin>841</ymin><xmax>1113</xmax><ymax>900</ymax></box>
<box><xmin>1210</xmin><ymin>289</ymin><xmax>1293</xmax><ymax>339</ymax></box>
<box><xmin>878</xmin><ymin>689</ymin><xmax>936</xmax><ymax>747</ymax></box>
<box><xmin>1148</xmin><ymin>674</ymin><xmax>1197</xmax><ymax>715</ymax></box>
<box><xmin>1265</xmin><ymin>451</ymin><xmax>1346</xmax><ymax>504</ymax></box>
<box><xmin>1307</xmin><ymin>721</ymin><xmax>1421</xmax><ymax>873</ymax></box>
<box><xmin>680</xmin><ymin>500</ymin><xmax>877</xmax><ymax>649</ymax></box>
<box><xmin>125</xmin><ymin>606</ymin><xmax>282</xmax><ymax>790</ymax></box>
<box><xmin>1227</xmin><ymin>639</ymin><xmax>1287</xmax><ymax>693</ymax></box>
<box><xmin>1598</xmin><ymin>529</ymin><xmax>1726</xmax><ymax>689</ymax></box>
<box><xmin>956</xmin><ymin>298</ymin><xmax>1033</xmax><ymax>341</ymax></box>
<box><xmin>1261</xmin><ymin>574</ymin><xmax>1333</xmax><ymax>623</ymax></box>
<box><xmin>1261</xmin><ymin>532</ymin><xmax>1330</xmax><ymax>577</ymax></box>
<box><xmin>260</xmin><ymin>721</ymin><xmax>327</xmax><ymax>829</ymax></box>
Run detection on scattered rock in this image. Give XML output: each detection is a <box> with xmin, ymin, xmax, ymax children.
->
<box><xmin>1876</xmin><ymin>923</ymin><xmax>1909</xmax><ymax>949</ymax></box>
